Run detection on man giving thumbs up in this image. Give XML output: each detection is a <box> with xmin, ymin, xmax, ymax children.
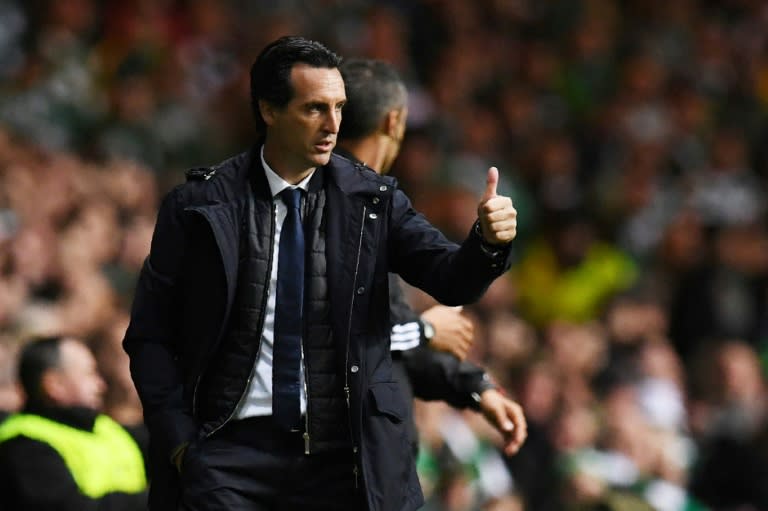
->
<box><xmin>477</xmin><ymin>166</ymin><xmax>518</xmax><ymax>246</ymax></box>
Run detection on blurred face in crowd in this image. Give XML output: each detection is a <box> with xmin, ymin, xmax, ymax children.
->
<box><xmin>261</xmin><ymin>64</ymin><xmax>346</xmax><ymax>182</ymax></box>
<box><xmin>717</xmin><ymin>341</ymin><xmax>764</xmax><ymax>403</ymax></box>
<box><xmin>45</xmin><ymin>338</ymin><xmax>105</xmax><ymax>410</ymax></box>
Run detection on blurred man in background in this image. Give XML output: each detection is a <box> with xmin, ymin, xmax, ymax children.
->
<box><xmin>0</xmin><ymin>336</ymin><xmax>147</xmax><ymax>510</ymax></box>
<box><xmin>336</xmin><ymin>57</ymin><xmax>527</xmax><ymax>457</ymax></box>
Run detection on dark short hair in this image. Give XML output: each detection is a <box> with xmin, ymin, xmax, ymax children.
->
<box><xmin>250</xmin><ymin>36</ymin><xmax>342</xmax><ymax>133</ymax></box>
<box><xmin>339</xmin><ymin>58</ymin><xmax>407</xmax><ymax>140</ymax></box>
<box><xmin>18</xmin><ymin>336</ymin><xmax>63</xmax><ymax>403</ymax></box>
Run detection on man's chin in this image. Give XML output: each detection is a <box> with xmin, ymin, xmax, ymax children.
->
<box><xmin>309</xmin><ymin>152</ymin><xmax>332</xmax><ymax>167</ymax></box>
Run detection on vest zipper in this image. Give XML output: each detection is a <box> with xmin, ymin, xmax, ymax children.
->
<box><xmin>301</xmin><ymin>340</ymin><xmax>311</xmax><ymax>454</ymax></box>
<box><xmin>345</xmin><ymin>205</ymin><xmax>366</xmax><ymax>489</ymax></box>
<box><xmin>194</xmin><ymin>202</ymin><xmax>276</xmax><ymax>438</ymax></box>
<box><xmin>300</xmin><ymin>195</ymin><xmax>311</xmax><ymax>454</ymax></box>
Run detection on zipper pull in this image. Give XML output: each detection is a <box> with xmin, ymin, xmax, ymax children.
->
<box><xmin>344</xmin><ymin>385</ymin><xmax>351</xmax><ymax>408</ymax></box>
<box><xmin>303</xmin><ymin>431</ymin><xmax>310</xmax><ymax>455</ymax></box>
<box><xmin>353</xmin><ymin>464</ymin><xmax>359</xmax><ymax>489</ymax></box>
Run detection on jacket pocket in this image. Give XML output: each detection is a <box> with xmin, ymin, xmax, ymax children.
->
<box><xmin>368</xmin><ymin>381</ymin><xmax>406</xmax><ymax>423</ymax></box>
<box><xmin>363</xmin><ymin>381</ymin><xmax>418</xmax><ymax>509</ymax></box>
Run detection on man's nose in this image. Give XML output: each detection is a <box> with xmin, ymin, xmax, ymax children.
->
<box><xmin>324</xmin><ymin>109</ymin><xmax>341</xmax><ymax>133</ymax></box>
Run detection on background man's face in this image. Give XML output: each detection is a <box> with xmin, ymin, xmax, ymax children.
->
<box><xmin>382</xmin><ymin>106</ymin><xmax>408</xmax><ymax>175</ymax></box>
<box><xmin>51</xmin><ymin>339</ymin><xmax>105</xmax><ymax>410</ymax></box>
<box><xmin>263</xmin><ymin>64</ymin><xmax>346</xmax><ymax>176</ymax></box>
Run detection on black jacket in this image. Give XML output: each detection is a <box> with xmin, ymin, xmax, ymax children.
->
<box><xmin>124</xmin><ymin>147</ymin><xmax>512</xmax><ymax>511</ymax></box>
<box><xmin>0</xmin><ymin>405</ymin><xmax>148</xmax><ymax>511</ymax></box>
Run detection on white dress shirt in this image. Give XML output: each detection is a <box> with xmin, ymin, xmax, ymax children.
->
<box><xmin>235</xmin><ymin>146</ymin><xmax>314</xmax><ymax>419</ymax></box>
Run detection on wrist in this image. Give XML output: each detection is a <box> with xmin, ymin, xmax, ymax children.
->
<box><xmin>419</xmin><ymin>318</ymin><xmax>435</xmax><ymax>346</ymax></box>
<box><xmin>473</xmin><ymin>220</ymin><xmax>506</xmax><ymax>257</ymax></box>
<box><xmin>470</xmin><ymin>375</ymin><xmax>499</xmax><ymax>410</ymax></box>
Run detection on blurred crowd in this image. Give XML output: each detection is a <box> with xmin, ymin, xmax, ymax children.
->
<box><xmin>1</xmin><ymin>0</ymin><xmax>768</xmax><ymax>510</ymax></box>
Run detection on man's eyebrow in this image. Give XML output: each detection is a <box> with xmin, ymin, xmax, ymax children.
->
<box><xmin>304</xmin><ymin>99</ymin><xmax>346</xmax><ymax>108</ymax></box>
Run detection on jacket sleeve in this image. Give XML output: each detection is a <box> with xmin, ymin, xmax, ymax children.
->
<box><xmin>388</xmin><ymin>274</ymin><xmax>423</xmax><ymax>352</ymax></box>
<box><xmin>123</xmin><ymin>186</ymin><xmax>198</xmax><ymax>463</ymax></box>
<box><xmin>387</xmin><ymin>252</ymin><xmax>496</xmax><ymax>409</ymax></box>
<box><xmin>400</xmin><ymin>347</ymin><xmax>495</xmax><ymax>410</ymax></box>
<box><xmin>387</xmin><ymin>185</ymin><xmax>513</xmax><ymax>306</ymax></box>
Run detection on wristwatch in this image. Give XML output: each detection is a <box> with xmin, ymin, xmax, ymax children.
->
<box><xmin>421</xmin><ymin>319</ymin><xmax>435</xmax><ymax>345</ymax></box>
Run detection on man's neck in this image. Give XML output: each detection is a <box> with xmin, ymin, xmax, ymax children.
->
<box><xmin>337</xmin><ymin>137</ymin><xmax>386</xmax><ymax>175</ymax></box>
<box><xmin>262</xmin><ymin>142</ymin><xmax>316</xmax><ymax>185</ymax></box>
<box><xmin>23</xmin><ymin>402</ymin><xmax>99</xmax><ymax>430</ymax></box>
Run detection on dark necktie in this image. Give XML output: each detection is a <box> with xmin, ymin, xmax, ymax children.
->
<box><xmin>273</xmin><ymin>187</ymin><xmax>304</xmax><ymax>431</ymax></box>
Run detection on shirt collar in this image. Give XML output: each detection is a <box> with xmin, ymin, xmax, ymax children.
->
<box><xmin>260</xmin><ymin>145</ymin><xmax>315</xmax><ymax>198</ymax></box>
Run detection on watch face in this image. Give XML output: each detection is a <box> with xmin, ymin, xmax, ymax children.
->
<box><xmin>424</xmin><ymin>321</ymin><xmax>435</xmax><ymax>340</ymax></box>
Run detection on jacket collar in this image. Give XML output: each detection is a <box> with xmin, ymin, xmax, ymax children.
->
<box><xmin>331</xmin><ymin>146</ymin><xmax>363</xmax><ymax>166</ymax></box>
<box><xmin>188</xmin><ymin>142</ymin><xmax>389</xmax><ymax>210</ymax></box>
<box><xmin>199</xmin><ymin>143</ymin><xmax>388</xmax><ymax>201</ymax></box>
<box><xmin>326</xmin><ymin>151</ymin><xmax>393</xmax><ymax>197</ymax></box>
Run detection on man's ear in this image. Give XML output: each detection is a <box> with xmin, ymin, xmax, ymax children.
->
<box><xmin>259</xmin><ymin>99</ymin><xmax>277</xmax><ymax>126</ymax></box>
<box><xmin>383</xmin><ymin>109</ymin><xmax>401</xmax><ymax>139</ymax></box>
<box><xmin>40</xmin><ymin>371</ymin><xmax>64</xmax><ymax>404</ymax></box>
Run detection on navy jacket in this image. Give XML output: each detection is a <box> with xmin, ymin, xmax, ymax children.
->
<box><xmin>123</xmin><ymin>147</ymin><xmax>512</xmax><ymax>511</ymax></box>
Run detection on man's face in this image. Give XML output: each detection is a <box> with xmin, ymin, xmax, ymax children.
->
<box><xmin>262</xmin><ymin>64</ymin><xmax>346</xmax><ymax>180</ymax></box>
<box><xmin>48</xmin><ymin>339</ymin><xmax>105</xmax><ymax>410</ymax></box>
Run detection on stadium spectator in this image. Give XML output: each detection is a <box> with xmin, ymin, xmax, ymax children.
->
<box><xmin>0</xmin><ymin>335</ymin><xmax>147</xmax><ymax>510</ymax></box>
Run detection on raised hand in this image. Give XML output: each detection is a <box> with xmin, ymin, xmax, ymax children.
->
<box><xmin>477</xmin><ymin>167</ymin><xmax>517</xmax><ymax>245</ymax></box>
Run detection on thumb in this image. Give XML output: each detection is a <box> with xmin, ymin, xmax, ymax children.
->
<box><xmin>482</xmin><ymin>166</ymin><xmax>499</xmax><ymax>202</ymax></box>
